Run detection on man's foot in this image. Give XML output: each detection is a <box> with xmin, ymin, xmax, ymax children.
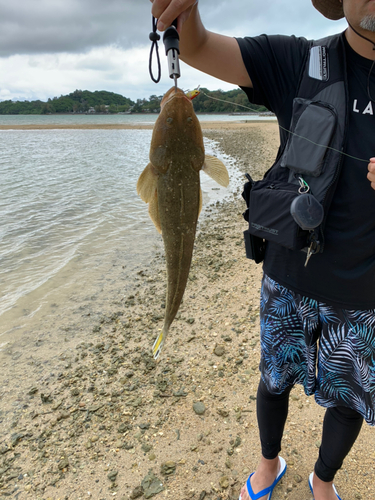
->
<box><xmin>239</xmin><ymin>456</ymin><xmax>286</xmax><ymax>500</ymax></box>
<box><xmin>309</xmin><ymin>472</ymin><xmax>342</xmax><ymax>500</ymax></box>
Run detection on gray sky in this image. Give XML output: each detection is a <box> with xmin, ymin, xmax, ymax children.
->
<box><xmin>0</xmin><ymin>0</ymin><xmax>348</xmax><ymax>102</ymax></box>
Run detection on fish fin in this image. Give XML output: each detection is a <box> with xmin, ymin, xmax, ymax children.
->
<box><xmin>199</xmin><ymin>188</ymin><xmax>202</xmax><ymax>216</ymax></box>
<box><xmin>148</xmin><ymin>192</ymin><xmax>162</xmax><ymax>234</ymax></box>
<box><xmin>152</xmin><ymin>329</ymin><xmax>164</xmax><ymax>359</ymax></box>
<box><xmin>137</xmin><ymin>163</ymin><xmax>158</xmax><ymax>203</ymax></box>
<box><xmin>203</xmin><ymin>155</ymin><xmax>230</xmax><ymax>187</ymax></box>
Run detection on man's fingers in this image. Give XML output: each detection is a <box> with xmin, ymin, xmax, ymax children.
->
<box><xmin>151</xmin><ymin>0</ymin><xmax>196</xmax><ymax>31</ymax></box>
<box><xmin>151</xmin><ymin>0</ymin><xmax>170</xmax><ymax>21</ymax></box>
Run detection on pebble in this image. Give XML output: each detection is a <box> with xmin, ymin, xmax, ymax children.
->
<box><xmin>130</xmin><ymin>486</ymin><xmax>144</xmax><ymax>499</ymax></box>
<box><xmin>193</xmin><ymin>402</ymin><xmax>206</xmax><ymax>415</ymax></box>
<box><xmin>219</xmin><ymin>476</ymin><xmax>229</xmax><ymax>489</ymax></box>
<box><xmin>214</xmin><ymin>345</ymin><xmax>226</xmax><ymax>357</ymax></box>
<box><xmin>107</xmin><ymin>470</ymin><xmax>118</xmax><ymax>482</ymax></box>
<box><xmin>141</xmin><ymin>469</ymin><xmax>164</xmax><ymax>499</ymax></box>
<box><xmin>160</xmin><ymin>461</ymin><xmax>176</xmax><ymax>475</ymax></box>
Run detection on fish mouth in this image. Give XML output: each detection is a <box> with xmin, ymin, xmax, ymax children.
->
<box><xmin>161</xmin><ymin>88</ymin><xmax>191</xmax><ymax>108</ymax></box>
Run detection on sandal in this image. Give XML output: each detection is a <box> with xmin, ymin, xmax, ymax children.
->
<box><xmin>239</xmin><ymin>456</ymin><xmax>287</xmax><ymax>500</ymax></box>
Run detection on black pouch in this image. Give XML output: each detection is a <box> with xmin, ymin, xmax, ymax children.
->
<box><xmin>243</xmin><ymin>229</ymin><xmax>266</xmax><ymax>263</ymax></box>
<box><xmin>248</xmin><ymin>179</ymin><xmax>309</xmax><ymax>250</ymax></box>
<box><xmin>242</xmin><ymin>174</ymin><xmax>266</xmax><ymax>263</ymax></box>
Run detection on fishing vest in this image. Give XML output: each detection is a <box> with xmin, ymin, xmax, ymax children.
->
<box><xmin>243</xmin><ymin>32</ymin><xmax>348</xmax><ymax>264</ymax></box>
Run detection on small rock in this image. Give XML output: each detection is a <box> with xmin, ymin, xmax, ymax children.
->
<box><xmin>234</xmin><ymin>436</ymin><xmax>242</xmax><ymax>448</ymax></box>
<box><xmin>130</xmin><ymin>486</ymin><xmax>144</xmax><ymax>499</ymax></box>
<box><xmin>214</xmin><ymin>345</ymin><xmax>226</xmax><ymax>357</ymax></box>
<box><xmin>193</xmin><ymin>402</ymin><xmax>206</xmax><ymax>415</ymax></box>
<box><xmin>58</xmin><ymin>457</ymin><xmax>69</xmax><ymax>470</ymax></box>
<box><xmin>217</xmin><ymin>408</ymin><xmax>229</xmax><ymax>418</ymax></box>
<box><xmin>11</xmin><ymin>433</ymin><xmax>24</xmax><ymax>447</ymax></box>
<box><xmin>107</xmin><ymin>470</ymin><xmax>118</xmax><ymax>482</ymax></box>
<box><xmin>160</xmin><ymin>461</ymin><xmax>176</xmax><ymax>475</ymax></box>
<box><xmin>219</xmin><ymin>476</ymin><xmax>229</xmax><ymax>489</ymax></box>
<box><xmin>41</xmin><ymin>393</ymin><xmax>53</xmax><ymax>403</ymax></box>
<box><xmin>141</xmin><ymin>469</ymin><xmax>164</xmax><ymax>498</ymax></box>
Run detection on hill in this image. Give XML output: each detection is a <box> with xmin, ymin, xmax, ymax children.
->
<box><xmin>0</xmin><ymin>88</ymin><xmax>266</xmax><ymax>115</ymax></box>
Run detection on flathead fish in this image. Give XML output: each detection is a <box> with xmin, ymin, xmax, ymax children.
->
<box><xmin>137</xmin><ymin>87</ymin><xmax>229</xmax><ymax>359</ymax></box>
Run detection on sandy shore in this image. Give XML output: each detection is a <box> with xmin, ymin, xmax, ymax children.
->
<box><xmin>0</xmin><ymin>122</ymin><xmax>373</xmax><ymax>500</ymax></box>
<box><xmin>0</xmin><ymin>121</ymin><xmax>273</xmax><ymax>131</ymax></box>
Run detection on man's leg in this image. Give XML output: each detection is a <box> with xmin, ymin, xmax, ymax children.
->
<box><xmin>311</xmin><ymin>405</ymin><xmax>363</xmax><ymax>498</ymax></box>
<box><xmin>239</xmin><ymin>379</ymin><xmax>291</xmax><ymax>500</ymax></box>
<box><xmin>257</xmin><ymin>378</ymin><xmax>292</xmax><ymax>459</ymax></box>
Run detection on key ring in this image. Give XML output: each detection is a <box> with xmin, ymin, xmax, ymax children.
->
<box><xmin>298</xmin><ymin>177</ymin><xmax>310</xmax><ymax>194</ymax></box>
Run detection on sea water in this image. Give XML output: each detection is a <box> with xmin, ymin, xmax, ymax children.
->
<box><xmin>0</xmin><ymin>116</ymin><xmax>248</xmax><ymax>347</ymax></box>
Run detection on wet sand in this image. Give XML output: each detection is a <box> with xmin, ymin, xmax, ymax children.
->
<box><xmin>0</xmin><ymin>122</ymin><xmax>373</xmax><ymax>500</ymax></box>
<box><xmin>0</xmin><ymin>121</ymin><xmax>273</xmax><ymax>131</ymax></box>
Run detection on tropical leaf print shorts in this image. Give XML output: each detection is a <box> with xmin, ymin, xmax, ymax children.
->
<box><xmin>260</xmin><ymin>273</ymin><xmax>375</xmax><ymax>425</ymax></box>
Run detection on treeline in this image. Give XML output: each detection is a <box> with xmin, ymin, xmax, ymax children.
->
<box><xmin>0</xmin><ymin>90</ymin><xmax>134</xmax><ymax>115</ymax></box>
<box><xmin>191</xmin><ymin>88</ymin><xmax>267</xmax><ymax>113</ymax></box>
<box><xmin>0</xmin><ymin>88</ymin><xmax>267</xmax><ymax>115</ymax></box>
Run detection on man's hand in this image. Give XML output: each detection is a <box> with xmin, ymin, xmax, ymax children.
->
<box><xmin>367</xmin><ymin>158</ymin><xmax>375</xmax><ymax>190</ymax></box>
<box><xmin>150</xmin><ymin>0</ymin><xmax>198</xmax><ymax>32</ymax></box>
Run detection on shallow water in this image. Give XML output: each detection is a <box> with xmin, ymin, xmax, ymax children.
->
<box><xmin>0</xmin><ymin>124</ymin><xmax>242</xmax><ymax>348</ymax></box>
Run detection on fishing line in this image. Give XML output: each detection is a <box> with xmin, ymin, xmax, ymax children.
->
<box><xmin>201</xmin><ymin>90</ymin><xmax>369</xmax><ymax>164</ymax></box>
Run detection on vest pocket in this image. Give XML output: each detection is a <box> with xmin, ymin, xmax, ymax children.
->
<box><xmin>281</xmin><ymin>98</ymin><xmax>337</xmax><ymax>177</ymax></box>
<box><xmin>247</xmin><ymin>179</ymin><xmax>308</xmax><ymax>250</ymax></box>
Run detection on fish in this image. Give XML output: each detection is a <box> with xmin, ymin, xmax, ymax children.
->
<box><xmin>137</xmin><ymin>87</ymin><xmax>229</xmax><ymax>359</ymax></box>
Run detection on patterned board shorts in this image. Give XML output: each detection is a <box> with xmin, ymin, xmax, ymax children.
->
<box><xmin>260</xmin><ymin>273</ymin><xmax>375</xmax><ymax>426</ymax></box>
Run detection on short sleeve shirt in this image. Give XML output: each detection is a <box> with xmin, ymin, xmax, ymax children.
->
<box><xmin>236</xmin><ymin>33</ymin><xmax>375</xmax><ymax>309</ymax></box>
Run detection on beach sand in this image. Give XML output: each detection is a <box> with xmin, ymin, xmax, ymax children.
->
<box><xmin>0</xmin><ymin>122</ymin><xmax>373</xmax><ymax>500</ymax></box>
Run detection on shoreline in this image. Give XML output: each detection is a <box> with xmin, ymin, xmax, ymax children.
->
<box><xmin>0</xmin><ymin>121</ymin><xmax>275</xmax><ymax>131</ymax></box>
<box><xmin>0</xmin><ymin>122</ymin><xmax>373</xmax><ymax>500</ymax></box>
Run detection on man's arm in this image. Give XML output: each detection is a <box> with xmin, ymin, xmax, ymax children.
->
<box><xmin>151</xmin><ymin>0</ymin><xmax>253</xmax><ymax>88</ymax></box>
<box><xmin>367</xmin><ymin>158</ymin><xmax>375</xmax><ymax>190</ymax></box>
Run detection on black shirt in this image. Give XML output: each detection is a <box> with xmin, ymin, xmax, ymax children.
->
<box><xmin>237</xmin><ymin>33</ymin><xmax>375</xmax><ymax>309</ymax></box>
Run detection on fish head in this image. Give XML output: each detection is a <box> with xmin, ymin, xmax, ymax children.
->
<box><xmin>150</xmin><ymin>87</ymin><xmax>205</xmax><ymax>173</ymax></box>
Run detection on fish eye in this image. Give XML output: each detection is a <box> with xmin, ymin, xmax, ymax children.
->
<box><xmin>187</xmin><ymin>117</ymin><xmax>193</xmax><ymax>123</ymax></box>
<box><xmin>166</xmin><ymin>117</ymin><xmax>173</xmax><ymax>124</ymax></box>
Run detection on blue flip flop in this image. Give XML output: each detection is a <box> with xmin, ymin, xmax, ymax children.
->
<box><xmin>239</xmin><ymin>456</ymin><xmax>287</xmax><ymax>500</ymax></box>
<box><xmin>308</xmin><ymin>472</ymin><xmax>342</xmax><ymax>500</ymax></box>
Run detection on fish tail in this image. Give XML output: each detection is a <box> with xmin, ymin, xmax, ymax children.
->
<box><xmin>152</xmin><ymin>329</ymin><xmax>165</xmax><ymax>360</ymax></box>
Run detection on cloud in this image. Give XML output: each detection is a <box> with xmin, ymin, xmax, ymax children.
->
<box><xmin>0</xmin><ymin>0</ymin><xmax>151</xmax><ymax>56</ymax></box>
<box><xmin>0</xmin><ymin>0</ymin><xmax>348</xmax><ymax>101</ymax></box>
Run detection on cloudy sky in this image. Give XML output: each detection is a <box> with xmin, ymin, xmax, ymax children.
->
<box><xmin>0</xmin><ymin>0</ymin><xmax>348</xmax><ymax>103</ymax></box>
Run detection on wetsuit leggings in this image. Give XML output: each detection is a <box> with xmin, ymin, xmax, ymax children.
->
<box><xmin>257</xmin><ymin>379</ymin><xmax>364</xmax><ymax>482</ymax></box>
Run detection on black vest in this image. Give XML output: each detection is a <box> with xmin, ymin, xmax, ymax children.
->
<box><xmin>243</xmin><ymin>32</ymin><xmax>348</xmax><ymax>260</ymax></box>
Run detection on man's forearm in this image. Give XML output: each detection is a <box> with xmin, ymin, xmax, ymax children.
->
<box><xmin>179</xmin><ymin>3</ymin><xmax>209</xmax><ymax>65</ymax></box>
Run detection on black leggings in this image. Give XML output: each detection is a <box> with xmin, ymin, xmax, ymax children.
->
<box><xmin>257</xmin><ymin>379</ymin><xmax>364</xmax><ymax>482</ymax></box>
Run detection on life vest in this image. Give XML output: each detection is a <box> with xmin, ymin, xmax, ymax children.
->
<box><xmin>243</xmin><ymin>32</ymin><xmax>348</xmax><ymax>263</ymax></box>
